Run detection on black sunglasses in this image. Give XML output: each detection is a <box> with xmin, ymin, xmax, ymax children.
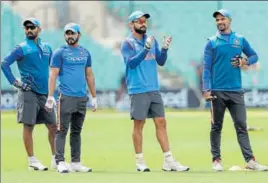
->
<box><xmin>25</xmin><ymin>26</ymin><xmax>37</xmax><ymax>30</ymax></box>
<box><xmin>65</xmin><ymin>30</ymin><xmax>78</xmax><ymax>35</ymax></box>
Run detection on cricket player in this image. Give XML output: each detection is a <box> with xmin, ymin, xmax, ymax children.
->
<box><xmin>203</xmin><ymin>9</ymin><xmax>268</xmax><ymax>171</ymax></box>
<box><xmin>45</xmin><ymin>23</ymin><xmax>97</xmax><ymax>173</ymax></box>
<box><xmin>120</xmin><ymin>11</ymin><xmax>190</xmax><ymax>172</ymax></box>
<box><xmin>1</xmin><ymin>18</ymin><xmax>57</xmax><ymax>170</ymax></box>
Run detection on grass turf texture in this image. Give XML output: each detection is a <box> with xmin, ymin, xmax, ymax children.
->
<box><xmin>2</xmin><ymin>109</ymin><xmax>268</xmax><ymax>183</ymax></box>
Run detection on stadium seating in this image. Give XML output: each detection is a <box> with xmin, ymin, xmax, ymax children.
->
<box><xmin>222</xmin><ymin>1</ymin><xmax>268</xmax><ymax>88</ymax></box>
<box><xmin>2</xmin><ymin>2</ymin><xmax>268</xmax><ymax>90</ymax></box>
<box><xmin>1</xmin><ymin>3</ymin><xmax>24</xmax><ymax>90</ymax></box>
<box><xmin>1</xmin><ymin>3</ymin><xmax>125</xmax><ymax>91</ymax></box>
<box><xmin>106</xmin><ymin>1</ymin><xmax>268</xmax><ymax>89</ymax></box>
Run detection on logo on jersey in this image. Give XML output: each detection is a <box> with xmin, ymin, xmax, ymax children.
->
<box><xmin>43</xmin><ymin>46</ymin><xmax>48</xmax><ymax>53</ymax></box>
<box><xmin>42</xmin><ymin>46</ymin><xmax>51</xmax><ymax>56</ymax></box>
<box><xmin>66</xmin><ymin>56</ymin><xmax>87</xmax><ymax>62</ymax></box>
<box><xmin>232</xmin><ymin>38</ymin><xmax>241</xmax><ymax>48</ymax></box>
<box><xmin>234</xmin><ymin>38</ymin><xmax>240</xmax><ymax>45</ymax></box>
<box><xmin>63</xmin><ymin>49</ymin><xmax>88</xmax><ymax>62</ymax></box>
<box><xmin>26</xmin><ymin>48</ymin><xmax>32</xmax><ymax>52</ymax></box>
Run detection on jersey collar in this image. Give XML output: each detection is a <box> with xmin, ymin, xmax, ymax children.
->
<box><xmin>216</xmin><ymin>31</ymin><xmax>234</xmax><ymax>41</ymax></box>
<box><xmin>25</xmin><ymin>37</ymin><xmax>42</xmax><ymax>45</ymax></box>
<box><xmin>130</xmin><ymin>33</ymin><xmax>147</xmax><ymax>45</ymax></box>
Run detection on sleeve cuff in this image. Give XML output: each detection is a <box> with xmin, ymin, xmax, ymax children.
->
<box><xmin>50</xmin><ymin>65</ymin><xmax>61</xmax><ymax>68</ymax></box>
<box><xmin>246</xmin><ymin>58</ymin><xmax>252</xmax><ymax>66</ymax></box>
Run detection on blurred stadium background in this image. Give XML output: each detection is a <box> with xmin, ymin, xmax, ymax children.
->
<box><xmin>1</xmin><ymin>1</ymin><xmax>268</xmax><ymax>183</ymax></box>
<box><xmin>1</xmin><ymin>1</ymin><xmax>268</xmax><ymax>110</ymax></box>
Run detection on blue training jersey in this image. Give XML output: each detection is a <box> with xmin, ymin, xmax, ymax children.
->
<box><xmin>120</xmin><ymin>34</ymin><xmax>168</xmax><ymax>94</ymax></box>
<box><xmin>1</xmin><ymin>38</ymin><xmax>52</xmax><ymax>94</ymax></box>
<box><xmin>50</xmin><ymin>45</ymin><xmax>91</xmax><ymax>97</ymax></box>
<box><xmin>202</xmin><ymin>31</ymin><xmax>258</xmax><ymax>91</ymax></box>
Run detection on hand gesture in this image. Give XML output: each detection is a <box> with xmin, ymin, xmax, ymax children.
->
<box><xmin>162</xmin><ymin>36</ymin><xmax>172</xmax><ymax>50</ymax></box>
<box><xmin>144</xmin><ymin>36</ymin><xmax>154</xmax><ymax>50</ymax></box>
<box><xmin>13</xmin><ymin>80</ymin><xmax>31</xmax><ymax>91</ymax></box>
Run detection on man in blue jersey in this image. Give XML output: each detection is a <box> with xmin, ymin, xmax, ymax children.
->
<box><xmin>1</xmin><ymin>18</ymin><xmax>57</xmax><ymax>171</ymax></box>
<box><xmin>121</xmin><ymin>11</ymin><xmax>189</xmax><ymax>172</ymax></box>
<box><xmin>45</xmin><ymin>23</ymin><xmax>97</xmax><ymax>173</ymax></box>
<box><xmin>203</xmin><ymin>9</ymin><xmax>268</xmax><ymax>171</ymax></box>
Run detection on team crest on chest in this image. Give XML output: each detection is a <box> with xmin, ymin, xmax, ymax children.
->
<box><xmin>26</xmin><ymin>48</ymin><xmax>32</xmax><ymax>52</ymax></box>
<box><xmin>42</xmin><ymin>46</ymin><xmax>50</xmax><ymax>55</ymax></box>
<box><xmin>43</xmin><ymin>46</ymin><xmax>48</xmax><ymax>52</ymax></box>
<box><xmin>232</xmin><ymin>38</ymin><xmax>241</xmax><ymax>48</ymax></box>
<box><xmin>234</xmin><ymin>38</ymin><xmax>240</xmax><ymax>45</ymax></box>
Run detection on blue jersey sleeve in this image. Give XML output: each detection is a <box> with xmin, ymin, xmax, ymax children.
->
<box><xmin>1</xmin><ymin>45</ymin><xmax>24</xmax><ymax>84</ymax></box>
<box><xmin>155</xmin><ymin>40</ymin><xmax>168</xmax><ymax>66</ymax></box>
<box><xmin>50</xmin><ymin>48</ymin><xmax>63</xmax><ymax>68</ymax></box>
<box><xmin>86</xmin><ymin>50</ymin><xmax>92</xmax><ymax>67</ymax></box>
<box><xmin>120</xmin><ymin>39</ymin><xmax>149</xmax><ymax>69</ymax></box>
<box><xmin>202</xmin><ymin>40</ymin><xmax>213</xmax><ymax>91</ymax></box>
<box><xmin>242</xmin><ymin>38</ymin><xmax>258</xmax><ymax>65</ymax></box>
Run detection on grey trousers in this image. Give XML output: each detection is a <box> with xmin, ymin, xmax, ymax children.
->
<box><xmin>55</xmin><ymin>94</ymin><xmax>88</xmax><ymax>164</ymax></box>
<box><xmin>210</xmin><ymin>91</ymin><xmax>254</xmax><ymax>162</ymax></box>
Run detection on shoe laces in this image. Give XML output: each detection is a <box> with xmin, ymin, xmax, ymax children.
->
<box><xmin>59</xmin><ymin>162</ymin><xmax>68</xmax><ymax>167</ymax></box>
<box><xmin>31</xmin><ymin>159</ymin><xmax>42</xmax><ymax>165</ymax></box>
<box><xmin>251</xmin><ymin>160</ymin><xmax>261</xmax><ymax>168</ymax></box>
<box><xmin>73</xmin><ymin>163</ymin><xmax>87</xmax><ymax>169</ymax></box>
<box><xmin>167</xmin><ymin>159</ymin><xmax>181</xmax><ymax>167</ymax></box>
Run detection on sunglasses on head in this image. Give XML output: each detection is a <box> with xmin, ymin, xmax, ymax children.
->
<box><xmin>25</xmin><ymin>25</ymin><xmax>37</xmax><ymax>30</ymax></box>
<box><xmin>133</xmin><ymin>19</ymin><xmax>147</xmax><ymax>24</ymax></box>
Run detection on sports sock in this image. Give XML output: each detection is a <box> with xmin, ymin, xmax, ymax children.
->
<box><xmin>136</xmin><ymin>153</ymin><xmax>144</xmax><ymax>163</ymax></box>
<box><xmin>163</xmin><ymin>151</ymin><xmax>174</xmax><ymax>162</ymax></box>
<box><xmin>28</xmin><ymin>156</ymin><xmax>37</xmax><ymax>163</ymax></box>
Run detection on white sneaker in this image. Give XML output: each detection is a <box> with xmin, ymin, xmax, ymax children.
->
<box><xmin>51</xmin><ymin>158</ymin><xmax>57</xmax><ymax>169</ymax></box>
<box><xmin>212</xmin><ymin>159</ymin><xmax>224</xmax><ymax>171</ymax></box>
<box><xmin>136</xmin><ymin>159</ymin><xmax>150</xmax><ymax>172</ymax></box>
<box><xmin>162</xmin><ymin>159</ymin><xmax>190</xmax><ymax>172</ymax></box>
<box><xmin>246</xmin><ymin>159</ymin><xmax>268</xmax><ymax>171</ymax></box>
<box><xmin>69</xmin><ymin>162</ymin><xmax>92</xmax><ymax>172</ymax></box>
<box><xmin>57</xmin><ymin>161</ymin><xmax>69</xmax><ymax>173</ymax></box>
<box><xmin>28</xmin><ymin>160</ymin><xmax>48</xmax><ymax>171</ymax></box>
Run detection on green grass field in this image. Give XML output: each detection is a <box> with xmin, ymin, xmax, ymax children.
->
<box><xmin>2</xmin><ymin>109</ymin><xmax>268</xmax><ymax>183</ymax></box>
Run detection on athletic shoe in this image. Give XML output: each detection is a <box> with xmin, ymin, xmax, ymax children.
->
<box><xmin>136</xmin><ymin>159</ymin><xmax>150</xmax><ymax>172</ymax></box>
<box><xmin>212</xmin><ymin>158</ymin><xmax>224</xmax><ymax>171</ymax></box>
<box><xmin>57</xmin><ymin>161</ymin><xmax>69</xmax><ymax>173</ymax></box>
<box><xmin>246</xmin><ymin>159</ymin><xmax>268</xmax><ymax>171</ymax></box>
<box><xmin>69</xmin><ymin>162</ymin><xmax>92</xmax><ymax>172</ymax></box>
<box><xmin>162</xmin><ymin>159</ymin><xmax>190</xmax><ymax>172</ymax></box>
<box><xmin>28</xmin><ymin>159</ymin><xmax>48</xmax><ymax>171</ymax></box>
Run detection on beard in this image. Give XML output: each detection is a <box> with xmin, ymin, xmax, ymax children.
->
<box><xmin>217</xmin><ymin>24</ymin><xmax>227</xmax><ymax>31</ymax></box>
<box><xmin>134</xmin><ymin>26</ymin><xmax>147</xmax><ymax>34</ymax></box>
<box><xmin>66</xmin><ymin>37</ymin><xmax>79</xmax><ymax>45</ymax></box>
<box><xmin>26</xmin><ymin>32</ymin><xmax>37</xmax><ymax>40</ymax></box>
